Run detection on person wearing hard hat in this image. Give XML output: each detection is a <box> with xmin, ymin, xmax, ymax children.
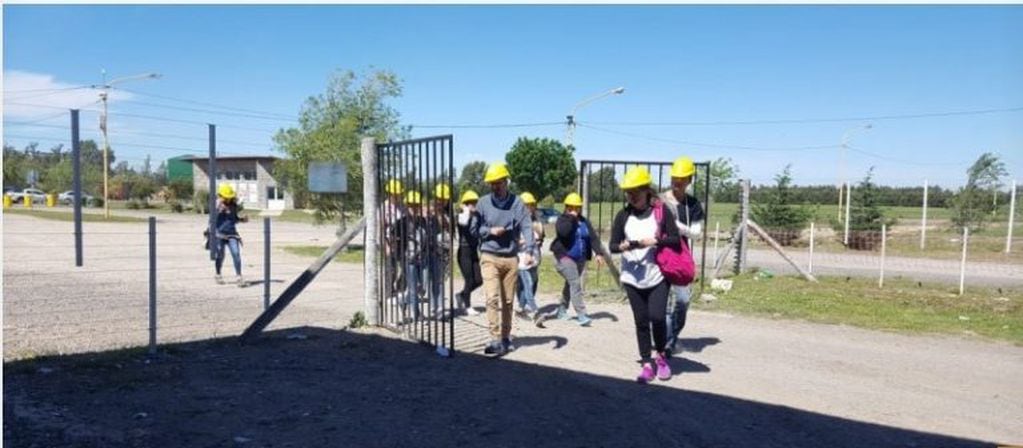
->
<box><xmin>394</xmin><ymin>190</ymin><xmax>429</xmax><ymax>321</ymax></box>
<box><xmin>426</xmin><ymin>183</ymin><xmax>454</xmax><ymax>319</ymax></box>
<box><xmin>212</xmin><ymin>184</ymin><xmax>249</xmax><ymax>285</ymax></box>
<box><xmin>382</xmin><ymin>179</ymin><xmax>407</xmax><ymax>301</ymax></box>
<box><xmin>659</xmin><ymin>156</ymin><xmax>705</xmax><ymax>357</ymax></box>
<box><xmin>476</xmin><ymin>162</ymin><xmax>535</xmax><ymax>356</ymax></box>
<box><xmin>610</xmin><ymin>166</ymin><xmax>682</xmax><ymax>383</ymax></box>
<box><xmin>515</xmin><ymin>192</ymin><xmax>545</xmax><ymax>322</ymax></box>
<box><xmin>544</xmin><ymin>192</ymin><xmax>600</xmax><ymax>327</ymax></box>
<box><xmin>455</xmin><ymin>190</ymin><xmax>483</xmax><ymax>316</ymax></box>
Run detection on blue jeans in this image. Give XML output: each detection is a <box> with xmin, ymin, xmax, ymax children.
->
<box><xmin>215</xmin><ymin>237</ymin><xmax>241</xmax><ymax>276</ymax></box>
<box><xmin>428</xmin><ymin>255</ymin><xmax>446</xmax><ymax>315</ymax></box>
<box><xmin>404</xmin><ymin>261</ymin><xmax>424</xmax><ymax>319</ymax></box>
<box><xmin>666</xmin><ymin>285</ymin><xmax>691</xmax><ymax>350</ymax></box>
<box><xmin>516</xmin><ymin>266</ymin><xmax>539</xmax><ymax>312</ymax></box>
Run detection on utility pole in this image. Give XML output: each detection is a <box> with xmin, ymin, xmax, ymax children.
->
<box><xmin>95</xmin><ymin>70</ymin><xmax>161</xmax><ymax>218</ymax></box>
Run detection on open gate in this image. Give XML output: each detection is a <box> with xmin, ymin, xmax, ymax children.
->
<box><xmin>578</xmin><ymin>159</ymin><xmax>712</xmax><ymax>295</ymax></box>
<box><xmin>376</xmin><ymin>136</ymin><xmax>456</xmax><ymax>356</ymax></box>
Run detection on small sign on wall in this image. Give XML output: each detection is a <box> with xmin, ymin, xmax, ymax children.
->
<box><xmin>308</xmin><ymin>162</ymin><xmax>348</xmax><ymax>193</ymax></box>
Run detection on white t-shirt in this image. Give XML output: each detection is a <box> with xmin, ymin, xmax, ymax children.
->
<box><xmin>619</xmin><ymin>212</ymin><xmax>663</xmax><ymax>289</ymax></box>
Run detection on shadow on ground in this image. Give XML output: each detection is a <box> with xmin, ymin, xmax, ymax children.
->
<box><xmin>3</xmin><ymin>327</ymin><xmax>995</xmax><ymax>448</ymax></box>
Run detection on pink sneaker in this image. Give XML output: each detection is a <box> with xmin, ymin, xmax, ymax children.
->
<box><xmin>636</xmin><ymin>363</ymin><xmax>656</xmax><ymax>383</ymax></box>
<box><xmin>655</xmin><ymin>353</ymin><xmax>672</xmax><ymax>381</ymax></box>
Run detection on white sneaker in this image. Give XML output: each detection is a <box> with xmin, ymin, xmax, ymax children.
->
<box><xmin>215</xmin><ymin>274</ymin><xmax>225</xmax><ymax>284</ymax></box>
<box><xmin>236</xmin><ymin>275</ymin><xmax>245</xmax><ymax>286</ymax></box>
<box><xmin>465</xmin><ymin>307</ymin><xmax>480</xmax><ymax>316</ymax></box>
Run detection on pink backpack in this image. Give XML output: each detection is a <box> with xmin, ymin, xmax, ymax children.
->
<box><xmin>652</xmin><ymin>200</ymin><xmax>696</xmax><ymax>286</ymax></box>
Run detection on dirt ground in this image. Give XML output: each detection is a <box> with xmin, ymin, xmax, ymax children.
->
<box><xmin>4</xmin><ymin>212</ymin><xmax>1023</xmax><ymax>447</ymax></box>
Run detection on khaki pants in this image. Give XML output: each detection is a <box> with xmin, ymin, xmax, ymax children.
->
<box><xmin>480</xmin><ymin>253</ymin><xmax>519</xmax><ymax>340</ymax></box>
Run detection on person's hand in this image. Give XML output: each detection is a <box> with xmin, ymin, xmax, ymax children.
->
<box><xmin>618</xmin><ymin>241</ymin><xmax>631</xmax><ymax>251</ymax></box>
<box><xmin>490</xmin><ymin>227</ymin><xmax>506</xmax><ymax>237</ymax></box>
<box><xmin>595</xmin><ymin>256</ymin><xmax>606</xmax><ymax>267</ymax></box>
<box><xmin>522</xmin><ymin>253</ymin><xmax>534</xmax><ymax>266</ymax></box>
<box><xmin>566</xmin><ymin>208</ymin><xmax>579</xmax><ymax>218</ymax></box>
<box><xmin>640</xmin><ymin>238</ymin><xmax>658</xmax><ymax>247</ymax></box>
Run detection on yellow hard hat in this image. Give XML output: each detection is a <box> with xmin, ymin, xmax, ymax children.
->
<box><xmin>520</xmin><ymin>192</ymin><xmax>537</xmax><ymax>205</ymax></box>
<box><xmin>484</xmin><ymin>163</ymin><xmax>510</xmax><ymax>183</ymax></box>
<box><xmin>671</xmin><ymin>156</ymin><xmax>696</xmax><ymax>178</ymax></box>
<box><xmin>434</xmin><ymin>183</ymin><xmax>452</xmax><ymax>201</ymax></box>
<box><xmin>620</xmin><ymin>166</ymin><xmax>653</xmax><ymax>190</ymax></box>
<box><xmin>217</xmin><ymin>184</ymin><xmax>236</xmax><ymax>199</ymax></box>
<box><xmin>405</xmin><ymin>191</ymin><xmax>422</xmax><ymax>205</ymax></box>
<box><xmin>564</xmin><ymin>193</ymin><xmax>583</xmax><ymax>207</ymax></box>
<box><xmin>460</xmin><ymin>190</ymin><xmax>479</xmax><ymax>204</ymax></box>
<box><xmin>385</xmin><ymin>179</ymin><xmax>404</xmax><ymax>195</ymax></box>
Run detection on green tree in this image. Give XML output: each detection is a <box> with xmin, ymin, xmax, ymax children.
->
<box><xmin>586</xmin><ymin>166</ymin><xmax>620</xmax><ymax>202</ymax></box>
<box><xmin>505</xmin><ymin>137</ymin><xmax>576</xmax><ymax>203</ymax></box>
<box><xmin>838</xmin><ymin>167</ymin><xmax>892</xmax><ymax>232</ymax></box>
<box><xmin>709</xmin><ymin>157</ymin><xmax>740</xmax><ymax>201</ymax></box>
<box><xmin>951</xmin><ymin>152</ymin><xmax>1006</xmax><ymax>231</ymax></box>
<box><xmin>40</xmin><ymin>159</ymin><xmax>73</xmax><ymax>193</ymax></box>
<box><xmin>273</xmin><ymin>68</ymin><xmax>407</xmax><ymax>222</ymax></box>
<box><xmin>457</xmin><ymin>161</ymin><xmax>488</xmax><ymax>197</ymax></box>
<box><xmin>751</xmin><ymin>165</ymin><xmax>812</xmax><ymax>231</ymax></box>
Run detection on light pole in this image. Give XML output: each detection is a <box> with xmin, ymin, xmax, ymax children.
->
<box><xmin>837</xmin><ymin>123</ymin><xmax>872</xmax><ymax>220</ymax></box>
<box><xmin>565</xmin><ymin>86</ymin><xmax>625</xmax><ymax>148</ymax></box>
<box><xmin>96</xmin><ymin>71</ymin><xmax>161</xmax><ymax>218</ymax></box>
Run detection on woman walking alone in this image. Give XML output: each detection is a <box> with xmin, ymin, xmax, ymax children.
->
<box><xmin>213</xmin><ymin>184</ymin><xmax>248</xmax><ymax>285</ymax></box>
<box><xmin>609</xmin><ymin>166</ymin><xmax>682</xmax><ymax>383</ymax></box>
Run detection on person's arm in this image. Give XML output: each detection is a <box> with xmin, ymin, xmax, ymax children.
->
<box><xmin>656</xmin><ymin>205</ymin><xmax>683</xmax><ymax>248</ymax></box>
<box><xmin>609</xmin><ymin>210</ymin><xmax>628</xmax><ymax>254</ymax></box>
<box><xmin>517</xmin><ymin>201</ymin><xmax>535</xmax><ymax>252</ymax></box>
<box><xmin>476</xmin><ymin>202</ymin><xmax>492</xmax><ymax>239</ymax></box>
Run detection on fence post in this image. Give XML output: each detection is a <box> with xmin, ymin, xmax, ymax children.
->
<box><xmin>207</xmin><ymin>124</ymin><xmax>217</xmax><ymax>261</ymax></box>
<box><xmin>361</xmin><ymin>137</ymin><xmax>380</xmax><ymax>326</ymax></box>
<box><xmin>712</xmin><ymin>221</ymin><xmax>720</xmax><ymax>263</ymax></box>
<box><xmin>264</xmin><ymin>217</ymin><xmax>271</xmax><ymax>310</ymax></box>
<box><xmin>1007</xmin><ymin>180</ymin><xmax>1016</xmax><ymax>254</ymax></box>
<box><xmin>808</xmin><ymin>221</ymin><xmax>815</xmax><ymax>274</ymax></box>
<box><xmin>735</xmin><ymin>179</ymin><xmax>750</xmax><ymax>275</ymax></box>
<box><xmin>959</xmin><ymin>227</ymin><xmax>968</xmax><ymax>296</ymax></box>
<box><xmin>843</xmin><ymin>182</ymin><xmax>852</xmax><ymax>246</ymax></box>
<box><xmin>148</xmin><ymin>216</ymin><xmax>157</xmax><ymax>355</ymax></box>
<box><xmin>879</xmin><ymin>224</ymin><xmax>886</xmax><ymax>288</ymax></box>
<box><xmin>71</xmin><ymin>109</ymin><xmax>83</xmax><ymax>267</ymax></box>
<box><xmin>920</xmin><ymin>179</ymin><xmax>928</xmax><ymax>250</ymax></box>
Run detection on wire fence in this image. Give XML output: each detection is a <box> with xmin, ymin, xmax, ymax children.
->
<box><xmin>3</xmin><ymin>214</ymin><xmax>364</xmax><ymax>360</ymax></box>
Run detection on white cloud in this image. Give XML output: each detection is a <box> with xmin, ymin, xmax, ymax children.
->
<box><xmin>3</xmin><ymin>70</ymin><xmax>133</xmax><ymax>122</ymax></box>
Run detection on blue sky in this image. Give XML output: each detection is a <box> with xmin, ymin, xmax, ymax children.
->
<box><xmin>3</xmin><ymin>5</ymin><xmax>1022</xmax><ymax>188</ymax></box>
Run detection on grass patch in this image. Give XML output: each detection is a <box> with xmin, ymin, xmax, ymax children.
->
<box><xmin>696</xmin><ymin>273</ymin><xmax>1023</xmax><ymax>344</ymax></box>
<box><xmin>274</xmin><ymin>210</ymin><xmax>320</xmax><ymax>224</ymax></box>
<box><xmin>281</xmin><ymin>245</ymin><xmax>364</xmax><ymax>263</ymax></box>
<box><xmin>4</xmin><ymin>208</ymin><xmax>147</xmax><ymax>223</ymax></box>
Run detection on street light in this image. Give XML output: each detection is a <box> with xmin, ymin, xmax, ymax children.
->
<box><xmin>838</xmin><ymin>123</ymin><xmax>872</xmax><ymax>246</ymax></box>
<box><xmin>565</xmin><ymin>86</ymin><xmax>625</xmax><ymax>147</ymax></box>
<box><xmin>837</xmin><ymin>123</ymin><xmax>873</xmax><ymax>220</ymax></box>
<box><xmin>95</xmin><ymin>71</ymin><xmax>161</xmax><ymax>218</ymax></box>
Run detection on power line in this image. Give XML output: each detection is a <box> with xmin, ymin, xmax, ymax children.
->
<box><xmin>4</xmin><ymin>121</ymin><xmax>274</xmax><ymax>147</ymax></box>
<box><xmin>584</xmin><ymin>106</ymin><xmax>1023</xmax><ymax>127</ymax></box>
<box><xmin>113</xmin><ymin>87</ymin><xmax>298</xmax><ymax>120</ymax></box>
<box><xmin>7</xmin><ymin>101</ymin><xmax>284</xmax><ymax>133</ymax></box>
<box><xmin>576</xmin><ymin>123</ymin><xmax>840</xmax><ymax>152</ymax></box>
<box><xmin>3</xmin><ymin>85</ymin><xmax>92</xmax><ymax>94</ymax></box>
<box><xmin>410</xmin><ymin>121</ymin><xmax>564</xmax><ymax>129</ymax></box>
<box><xmin>2</xmin><ymin>134</ymin><xmax>266</xmax><ymax>157</ymax></box>
<box><xmin>118</xmin><ymin>100</ymin><xmax>299</xmax><ymax>123</ymax></box>
<box><xmin>845</xmin><ymin>145</ymin><xmax>970</xmax><ymax>167</ymax></box>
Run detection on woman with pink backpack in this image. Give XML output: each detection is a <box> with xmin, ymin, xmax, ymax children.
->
<box><xmin>609</xmin><ymin>166</ymin><xmax>690</xmax><ymax>383</ymax></box>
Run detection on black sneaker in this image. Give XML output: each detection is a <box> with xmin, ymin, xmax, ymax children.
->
<box><xmin>483</xmin><ymin>341</ymin><xmax>505</xmax><ymax>356</ymax></box>
<box><xmin>501</xmin><ymin>337</ymin><xmax>516</xmax><ymax>353</ymax></box>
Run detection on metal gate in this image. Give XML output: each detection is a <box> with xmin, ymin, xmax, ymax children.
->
<box><xmin>376</xmin><ymin>136</ymin><xmax>456</xmax><ymax>356</ymax></box>
<box><xmin>579</xmin><ymin>159</ymin><xmax>712</xmax><ymax>294</ymax></box>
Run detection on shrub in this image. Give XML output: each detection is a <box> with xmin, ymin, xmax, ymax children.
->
<box><xmin>751</xmin><ymin>165</ymin><xmax>811</xmax><ymax>231</ymax></box>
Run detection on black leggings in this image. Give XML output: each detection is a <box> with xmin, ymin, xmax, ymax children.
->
<box><xmin>624</xmin><ymin>282</ymin><xmax>669</xmax><ymax>363</ymax></box>
<box><xmin>457</xmin><ymin>246</ymin><xmax>482</xmax><ymax>307</ymax></box>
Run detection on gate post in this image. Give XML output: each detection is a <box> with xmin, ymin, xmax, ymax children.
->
<box><xmin>362</xmin><ymin>137</ymin><xmax>380</xmax><ymax>326</ymax></box>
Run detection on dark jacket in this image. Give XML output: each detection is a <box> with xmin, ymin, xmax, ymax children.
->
<box><xmin>215</xmin><ymin>199</ymin><xmax>243</xmax><ymax>237</ymax></box>
<box><xmin>549</xmin><ymin>214</ymin><xmax>598</xmax><ymax>261</ymax></box>
<box><xmin>609</xmin><ymin>200</ymin><xmax>682</xmax><ymax>254</ymax></box>
<box><xmin>457</xmin><ymin>209</ymin><xmax>481</xmax><ymax>249</ymax></box>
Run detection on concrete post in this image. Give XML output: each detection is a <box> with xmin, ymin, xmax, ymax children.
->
<box><xmin>361</xmin><ymin>137</ymin><xmax>380</xmax><ymax>326</ymax></box>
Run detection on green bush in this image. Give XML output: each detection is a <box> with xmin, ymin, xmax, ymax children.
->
<box><xmin>169</xmin><ymin>200</ymin><xmax>185</xmax><ymax>213</ymax></box>
<box><xmin>88</xmin><ymin>197</ymin><xmax>104</xmax><ymax>208</ymax></box>
<box><xmin>193</xmin><ymin>189</ymin><xmax>210</xmax><ymax>214</ymax></box>
<box><xmin>751</xmin><ymin>165</ymin><xmax>811</xmax><ymax>231</ymax></box>
<box><xmin>126</xmin><ymin>199</ymin><xmax>142</xmax><ymax>210</ymax></box>
<box><xmin>832</xmin><ymin>168</ymin><xmax>896</xmax><ymax>232</ymax></box>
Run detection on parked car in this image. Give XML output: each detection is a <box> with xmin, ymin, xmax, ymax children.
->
<box><xmin>58</xmin><ymin>190</ymin><xmax>95</xmax><ymax>206</ymax></box>
<box><xmin>538</xmin><ymin>207</ymin><xmax>561</xmax><ymax>224</ymax></box>
<box><xmin>10</xmin><ymin>188</ymin><xmax>47</xmax><ymax>204</ymax></box>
